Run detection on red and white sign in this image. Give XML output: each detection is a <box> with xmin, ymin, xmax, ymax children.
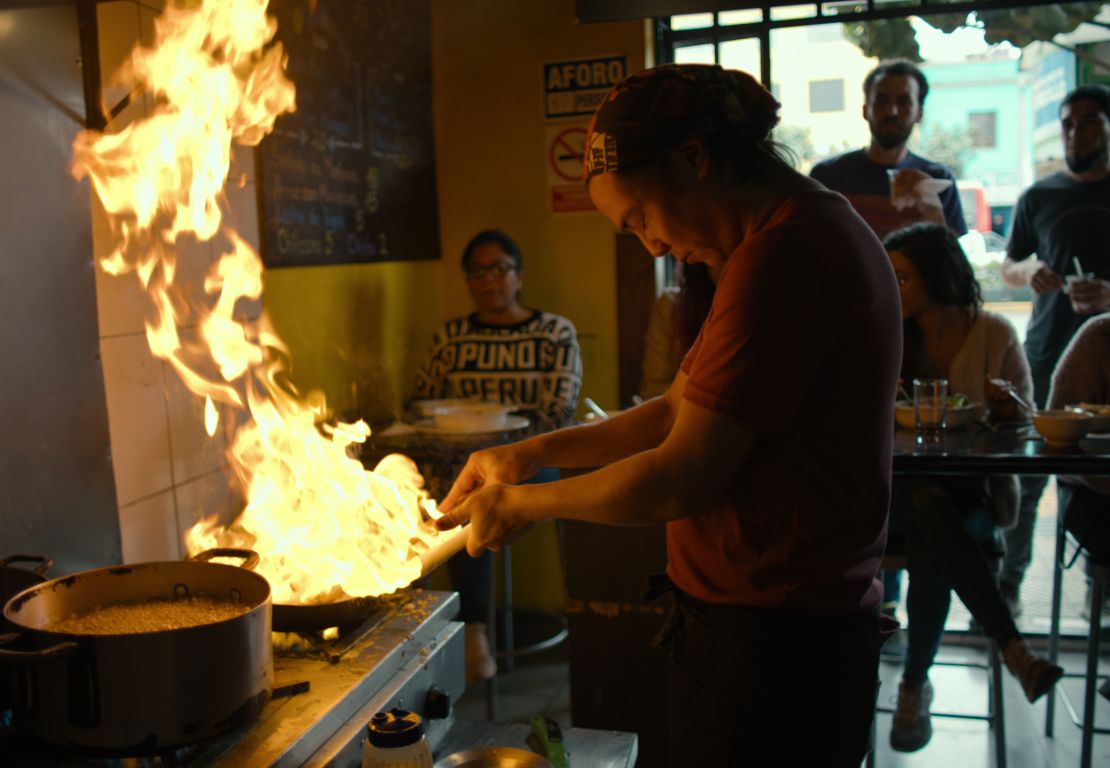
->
<box><xmin>545</xmin><ymin>125</ymin><xmax>594</xmax><ymax>214</ymax></box>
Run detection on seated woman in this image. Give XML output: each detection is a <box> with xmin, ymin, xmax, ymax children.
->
<box><xmin>883</xmin><ymin>223</ymin><xmax>1063</xmax><ymax>753</ymax></box>
<box><xmin>408</xmin><ymin>229</ymin><xmax>582</xmax><ymax>682</ymax></box>
<box><xmin>1047</xmin><ymin>315</ymin><xmax>1110</xmax><ymax>619</ymax></box>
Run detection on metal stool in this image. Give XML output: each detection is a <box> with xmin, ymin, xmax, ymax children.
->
<box><xmin>1045</xmin><ymin>525</ymin><xmax>1109</xmax><ymax>768</ymax></box>
<box><xmin>866</xmin><ymin>554</ymin><xmax>1007</xmax><ymax>768</ymax></box>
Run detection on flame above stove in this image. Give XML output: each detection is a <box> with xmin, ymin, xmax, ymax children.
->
<box><xmin>71</xmin><ymin>0</ymin><xmax>447</xmax><ymax>603</ymax></box>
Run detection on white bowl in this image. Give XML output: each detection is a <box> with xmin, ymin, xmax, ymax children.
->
<box><xmin>894</xmin><ymin>400</ymin><xmax>981</xmax><ymax>430</ymax></box>
<box><xmin>1070</xmin><ymin>403</ymin><xmax>1110</xmax><ymax>433</ymax></box>
<box><xmin>1033</xmin><ymin>409</ymin><xmax>1094</xmax><ymax>445</ymax></box>
<box><xmin>433</xmin><ymin>402</ymin><xmax>513</xmax><ymax>432</ymax></box>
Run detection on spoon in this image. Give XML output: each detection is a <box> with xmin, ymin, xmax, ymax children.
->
<box><xmin>1006</xmin><ymin>388</ymin><xmax>1035</xmax><ymax>414</ymax></box>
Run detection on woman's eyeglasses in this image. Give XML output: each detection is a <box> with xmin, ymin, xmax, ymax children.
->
<box><xmin>466</xmin><ymin>262</ymin><xmax>517</xmax><ymax>280</ymax></box>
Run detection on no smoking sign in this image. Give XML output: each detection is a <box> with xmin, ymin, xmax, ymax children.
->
<box><xmin>548</xmin><ymin>126</ymin><xmax>586</xmax><ymax>182</ymax></box>
<box><xmin>545</xmin><ymin>125</ymin><xmax>593</xmax><ymax>214</ymax></box>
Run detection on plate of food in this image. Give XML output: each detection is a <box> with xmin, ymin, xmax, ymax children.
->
<box><xmin>894</xmin><ymin>395</ymin><xmax>983</xmax><ymax>430</ymax></box>
<box><xmin>411</xmin><ymin>414</ymin><xmax>529</xmax><ymax>436</ymax></box>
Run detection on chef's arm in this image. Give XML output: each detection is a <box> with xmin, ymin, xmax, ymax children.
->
<box><xmin>438</xmin><ymin>390</ymin><xmax>757</xmax><ymax>556</ymax></box>
<box><xmin>506</xmin><ymin>394</ymin><xmax>757</xmax><ymax>526</ymax></box>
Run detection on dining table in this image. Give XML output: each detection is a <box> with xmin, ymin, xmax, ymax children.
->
<box><xmin>891</xmin><ymin>420</ymin><xmax>1110</xmax><ymax>742</ymax></box>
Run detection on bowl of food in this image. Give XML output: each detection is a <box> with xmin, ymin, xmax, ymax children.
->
<box><xmin>894</xmin><ymin>397</ymin><xmax>981</xmax><ymax>430</ymax></box>
<box><xmin>1033</xmin><ymin>409</ymin><xmax>1095</xmax><ymax>445</ymax></box>
<box><xmin>433</xmin><ymin>402</ymin><xmax>514</xmax><ymax>432</ymax></box>
<box><xmin>1070</xmin><ymin>403</ymin><xmax>1110</xmax><ymax>433</ymax></box>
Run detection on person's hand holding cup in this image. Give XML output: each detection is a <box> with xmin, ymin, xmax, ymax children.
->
<box><xmin>1065</xmin><ymin>273</ymin><xmax>1109</xmax><ymax>315</ymax></box>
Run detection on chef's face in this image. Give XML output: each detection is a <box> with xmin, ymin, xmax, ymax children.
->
<box><xmin>864</xmin><ymin>74</ymin><xmax>922</xmax><ymax>150</ymax></box>
<box><xmin>465</xmin><ymin>242</ymin><xmax>522</xmax><ymax>314</ymax></box>
<box><xmin>1061</xmin><ymin>98</ymin><xmax>1110</xmax><ymax>174</ymax></box>
<box><xmin>588</xmin><ymin>152</ymin><xmax>724</xmax><ymax>269</ymax></box>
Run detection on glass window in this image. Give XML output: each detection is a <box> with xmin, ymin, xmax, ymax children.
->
<box><xmin>807</xmin><ymin>23</ymin><xmax>843</xmax><ymax>43</ymax></box>
<box><xmin>719</xmin><ymin>9</ymin><xmax>762</xmax><ymax>25</ymax></box>
<box><xmin>671</xmin><ymin>13</ymin><xmax>714</xmax><ymax>30</ymax></box>
<box><xmin>719</xmin><ymin>37</ymin><xmax>761</xmax><ymax>75</ymax></box>
<box><xmin>808</xmin><ymin>78</ymin><xmax>845</xmax><ymax>112</ymax></box>
<box><xmin>674</xmin><ymin>43</ymin><xmax>716</xmax><ymax>64</ymax></box>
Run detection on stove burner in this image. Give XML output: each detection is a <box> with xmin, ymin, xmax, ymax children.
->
<box><xmin>273</xmin><ymin>604</ymin><xmax>390</xmax><ymax>663</ymax></box>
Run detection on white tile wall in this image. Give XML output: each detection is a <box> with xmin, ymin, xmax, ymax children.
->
<box><xmin>174</xmin><ymin>469</ymin><xmax>242</xmax><ymax>552</ymax></box>
<box><xmin>95</xmin><ymin>2</ymin><xmax>248</xmax><ymax>563</ymax></box>
<box><xmin>118</xmin><ymin>490</ymin><xmax>180</xmax><ymax>563</ymax></box>
<box><xmin>100</xmin><ymin>333</ymin><xmax>174</xmax><ymax>507</ymax></box>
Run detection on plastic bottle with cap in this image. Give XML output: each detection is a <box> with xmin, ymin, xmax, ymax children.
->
<box><xmin>362</xmin><ymin>707</ymin><xmax>433</xmax><ymax>768</ymax></box>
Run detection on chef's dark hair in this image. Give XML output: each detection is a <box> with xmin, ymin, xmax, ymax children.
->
<box><xmin>863</xmin><ymin>59</ymin><xmax>929</xmax><ymax>106</ymax></box>
<box><xmin>884</xmin><ymin>222</ymin><xmax>981</xmax><ymax>309</ymax></box>
<box><xmin>1062</xmin><ymin>84</ymin><xmax>1110</xmax><ymax>120</ymax></box>
<box><xmin>461</xmin><ymin>229</ymin><xmax>523</xmax><ymax>272</ymax></box>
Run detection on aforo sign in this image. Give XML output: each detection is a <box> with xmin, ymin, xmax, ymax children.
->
<box><xmin>543</xmin><ymin>56</ymin><xmax>626</xmax><ymax>119</ymax></box>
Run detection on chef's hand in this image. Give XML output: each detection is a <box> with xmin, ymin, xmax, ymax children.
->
<box><xmin>435</xmin><ymin>484</ymin><xmax>533</xmax><ymax>556</ymax></box>
<box><xmin>984</xmin><ymin>376</ymin><xmax>1020</xmax><ymax>422</ymax></box>
<box><xmin>437</xmin><ymin>441</ymin><xmax>540</xmax><ymax>517</ymax></box>
<box><xmin>1068</xmin><ymin>277</ymin><xmax>1110</xmax><ymax>315</ymax></box>
<box><xmin>1029</xmin><ymin>263</ymin><xmax>1065</xmax><ymax>294</ymax></box>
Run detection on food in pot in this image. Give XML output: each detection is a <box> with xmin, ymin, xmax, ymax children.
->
<box><xmin>45</xmin><ymin>595</ymin><xmax>249</xmax><ymax>635</ymax></box>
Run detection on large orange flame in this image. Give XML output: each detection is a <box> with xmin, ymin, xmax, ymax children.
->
<box><xmin>72</xmin><ymin>0</ymin><xmax>447</xmax><ymax>604</ymax></box>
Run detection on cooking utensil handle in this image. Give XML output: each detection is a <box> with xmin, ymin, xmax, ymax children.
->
<box><xmin>0</xmin><ymin>634</ymin><xmax>79</xmax><ymax>664</ymax></box>
<box><xmin>191</xmin><ymin>548</ymin><xmax>260</xmax><ymax>571</ymax></box>
<box><xmin>0</xmin><ymin>554</ymin><xmax>53</xmax><ymax>575</ymax></box>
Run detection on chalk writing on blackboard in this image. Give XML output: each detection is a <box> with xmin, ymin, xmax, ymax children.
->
<box><xmin>256</xmin><ymin>0</ymin><xmax>439</xmax><ymax>267</ymax></box>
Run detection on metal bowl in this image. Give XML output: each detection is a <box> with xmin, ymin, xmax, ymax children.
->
<box><xmin>434</xmin><ymin>746</ymin><xmax>552</xmax><ymax>768</ymax></box>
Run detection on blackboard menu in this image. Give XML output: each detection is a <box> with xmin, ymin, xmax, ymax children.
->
<box><xmin>256</xmin><ymin>0</ymin><xmax>440</xmax><ymax>267</ymax></box>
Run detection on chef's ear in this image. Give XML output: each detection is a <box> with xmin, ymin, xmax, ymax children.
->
<box><xmin>675</xmin><ymin>138</ymin><xmax>711</xmax><ymax>178</ymax></box>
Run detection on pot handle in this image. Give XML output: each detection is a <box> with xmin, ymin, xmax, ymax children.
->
<box><xmin>0</xmin><ymin>554</ymin><xmax>53</xmax><ymax>575</ymax></box>
<box><xmin>0</xmin><ymin>633</ymin><xmax>78</xmax><ymax>665</ymax></box>
<box><xmin>191</xmin><ymin>548</ymin><xmax>260</xmax><ymax>571</ymax></box>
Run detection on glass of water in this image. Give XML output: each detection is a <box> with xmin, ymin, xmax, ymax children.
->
<box><xmin>913</xmin><ymin>378</ymin><xmax>948</xmax><ymax>445</ymax></box>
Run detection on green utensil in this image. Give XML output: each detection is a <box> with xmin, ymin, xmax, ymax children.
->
<box><xmin>531</xmin><ymin>714</ymin><xmax>569</xmax><ymax>768</ymax></box>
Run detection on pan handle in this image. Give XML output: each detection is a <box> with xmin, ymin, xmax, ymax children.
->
<box><xmin>0</xmin><ymin>554</ymin><xmax>53</xmax><ymax>575</ymax></box>
<box><xmin>0</xmin><ymin>633</ymin><xmax>78</xmax><ymax>665</ymax></box>
<box><xmin>191</xmin><ymin>548</ymin><xmax>260</xmax><ymax>571</ymax></box>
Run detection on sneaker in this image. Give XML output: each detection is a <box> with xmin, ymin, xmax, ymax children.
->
<box><xmin>1002</xmin><ymin>638</ymin><xmax>1064</xmax><ymax>703</ymax></box>
<box><xmin>890</xmin><ymin>679</ymin><xmax>934</xmax><ymax>753</ymax></box>
<box><xmin>464</xmin><ymin>622</ymin><xmax>497</xmax><ymax>683</ymax></box>
<box><xmin>1000</xmin><ymin>581</ymin><xmax>1023</xmax><ymax>619</ymax></box>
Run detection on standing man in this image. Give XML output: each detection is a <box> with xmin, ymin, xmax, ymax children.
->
<box><xmin>811</xmin><ymin>59</ymin><xmax>966</xmax><ymax>240</ymax></box>
<box><xmin>812</xmin><ymin>59</ymin><xmax>966</xmax><ymax>636</ymax></box>
<box><xmin>998</xmin><ymin>84</ymin><xmax>1110</xmax><ymax>613</ymax></box>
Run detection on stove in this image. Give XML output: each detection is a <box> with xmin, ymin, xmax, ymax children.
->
<box><xmin>0</xmin><ymin>590</ymin><xmax>464</xmax><ymax>767</ymax></box>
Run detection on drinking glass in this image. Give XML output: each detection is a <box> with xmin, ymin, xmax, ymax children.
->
<box><xmin>914</xmin><ymin>378</ymin><xmax>948</xmax><ymax>445</ymax></box>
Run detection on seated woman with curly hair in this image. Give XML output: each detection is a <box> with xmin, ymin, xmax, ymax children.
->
<box><xmin>883</xmin><ymin>222</ymin><xmax>1063</xmax><ymax>753</ymax></box>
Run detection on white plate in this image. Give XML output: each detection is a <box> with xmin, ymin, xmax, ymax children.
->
<box><xmin>411</xmin><ymin>415</ymin><xmax>529</xmax><ymax>436</ymax></box>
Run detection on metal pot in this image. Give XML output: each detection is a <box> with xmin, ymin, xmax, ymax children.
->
<box><xmin>0</xmin><ymin>549</ymin><xmax>272</xmax><ymax>755</ymax></box>
<box><xmin>1</xmin><ymin>555</ymin><xmax>52</xmax><ymax>712</ymax></box>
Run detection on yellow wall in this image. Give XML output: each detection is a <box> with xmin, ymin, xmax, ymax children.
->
<box><xmin>263</xmin><ymin>1</ymin><xmax>648</xmax><ymax>611</ymax></box>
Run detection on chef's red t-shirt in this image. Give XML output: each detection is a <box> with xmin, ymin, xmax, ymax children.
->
<box><xmin>672</xmin><ymin>189</ymin><xmax>901</xmax><ymax>614</ymax></box>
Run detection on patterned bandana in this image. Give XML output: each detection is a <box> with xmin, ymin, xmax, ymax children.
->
<box><xmin>584</xmin><ymin>64</ymin><xmax>781</xmax><ymax>179</ymax></box>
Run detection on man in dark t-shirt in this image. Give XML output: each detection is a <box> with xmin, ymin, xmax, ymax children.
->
<box><xmin>812</xmin><ymin>59</ymin><xmax>965</xmax><ymax>649</ymax></box>
<box><xmin>811</xmin><ymin>59</ymin><xmax>966</xmax><ymax>239</ymax></box>
<box><xmin>999</xmin><ymin>85</ymin><xmax>1110</xmax><ymax>607</ymax></box>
